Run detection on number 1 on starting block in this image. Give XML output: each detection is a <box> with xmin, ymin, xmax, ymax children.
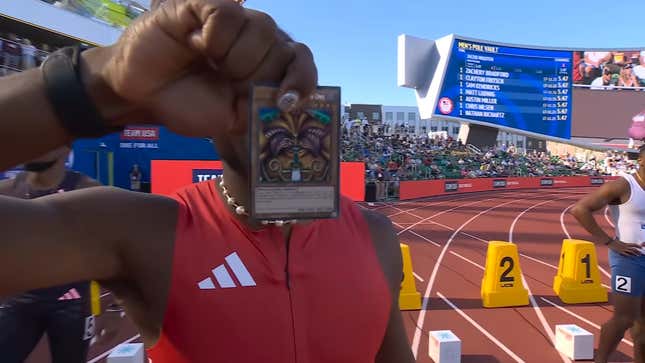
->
<box><xmin>553</xmin><ymin>240</ymin><xmax>607</xmax><ymax>304</ymax></box>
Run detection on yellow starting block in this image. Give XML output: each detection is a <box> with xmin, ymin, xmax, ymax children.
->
<box><xmin>400</xmin><ymin>243</ymin><xmax>421</xmax><ymax>310</ymax></box>
<box><xmin>481</xmin><ymin>241</ymin><xmax>529</xmax><ymax>308</ymax></box>
<box><xmin>553</xmin><ymin>239</ymin><xmax>607</xmax><ymax>304</ymax></box>
<box><xmin>90</xmin><ymin>281</ymin><xmax>101</xmax><ymax>316</ymax></box>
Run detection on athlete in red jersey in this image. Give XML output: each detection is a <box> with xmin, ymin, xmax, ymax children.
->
<box><xmin>0</xmin><ymin>0</ymin><xmax>415</xmax><ymax>362</ymax></box>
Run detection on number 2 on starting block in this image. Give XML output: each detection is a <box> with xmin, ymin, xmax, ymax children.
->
<box><xmin>481</xmin><ymin>241</ymin><xmax>529</xmax><ymax>308</ymax></box>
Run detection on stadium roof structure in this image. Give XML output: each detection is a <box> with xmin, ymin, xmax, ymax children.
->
<box><xmin>0</xmin><ymin>0</ymin><xmax>150</xmax><ymax>46</ymax></box>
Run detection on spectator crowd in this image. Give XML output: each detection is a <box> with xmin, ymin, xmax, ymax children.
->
<box><xmin>573</xmin><ymin>50</ymin><xmax>645</xmax><ymax>90</ymax></box>
<box><xmin>0</xmin><ymin>33</ymin><xmax>52</xmax><ymax>75</ymax></box>
<box><xmin>342</xmin><ymin>126</ymin><xmax>639</xmax><ymax>199</ymax></box>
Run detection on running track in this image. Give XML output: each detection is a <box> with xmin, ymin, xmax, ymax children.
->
<box><xmin>365</xmin><ymin>187</ymin><xmax>634</xmax><ymax>363</ymax></box>
<box><xmin>27</xmin><ymin>187</ymin><xmax>633</xmax><ymax>362</ymax></box>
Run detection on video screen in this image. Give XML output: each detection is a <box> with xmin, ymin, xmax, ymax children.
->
<box><xmin>435</xmin><ymin>38</ymin><xmax>573</xmax><ymax>139</ymax></box>
<box><xmin>573</xmin><ymin>50</ymin><xmax>645</xmax><ymax>90</ymax></box>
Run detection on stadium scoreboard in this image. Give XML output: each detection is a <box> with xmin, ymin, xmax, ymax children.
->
<box><xmin>435</xmin><ymin>38</ymin><xmax>573</xmax><ymax>139</ymax></box>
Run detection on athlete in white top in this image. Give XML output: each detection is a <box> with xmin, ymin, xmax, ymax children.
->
<box><xmin>572</xmin><ymin>144</ymin><xmax>645</xmax><ymax>363</ymax></box>
<box><xmin>610</xmin><ymin>172</ymin><xmax>645</xmax><ymax>255</ymax></box>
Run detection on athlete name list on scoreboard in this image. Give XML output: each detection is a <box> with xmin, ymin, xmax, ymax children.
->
<box><xmin>454</xmin><ymin>41</ymin><xmax>571</xmax><ymax>122</ymax></box>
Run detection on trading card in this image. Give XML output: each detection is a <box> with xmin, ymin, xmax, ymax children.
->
<box><xmin>249</xmin><ymin>85</ymin><xmax>341</xmax><ymax>221</ymax></box>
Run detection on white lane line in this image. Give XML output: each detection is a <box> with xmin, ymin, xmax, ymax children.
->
<box><xmin>518</xmin><ymin>253</ymin><xmax>558</xmax><ymax>270</ymax></box>
<box><xmin>463</xmin><ymin>227</ymin><xmax>612</xmax><ymax>290</ymax></box>
<box><xmin>598</xmin><ymin>266</ymin><xmax>611</xmax><ymax>279</ymax></box>
<box><xmin>557</xmin><ymin>203</ymin><xmax>611</xmax><ymax>285</ymax></box>
<box><xmin>416</xmin><ymin>220</ymin><xmax>454</xmax><ymax>231</ymax></box>
<box><xmin>510</xmin><ymin>199</ymin><xmax>571</xmax><ymax>363</ymax></box>
<box><xmin>411</xmin><ymin>196</ymin><xmax>527</xmax><ymax>358</ymax></box>
<box><xmin>561</xmin><ymin>204</ymin><xmax>574</xmax><ymax>239</ymax></box>
<box><xmin>440</xmin><ymin>248</ymin><xmax>615</xmax><ymax>345</ymax></box>
<box><xmin>462</xmin><ymin>230</ymin><xmax>565</xmax><ymax>271</ymax></box>
<box><xmin>461</xmin><ymin>231</ymin><xmax>487</xmax><ymax>242</ymax></box>
<box><xmin>437</xmin><ymin>292</ymin><xmax>526</xmax><ymax>363</ymax></box>
<box><xmin>393</xmin><ymin>224</ymin><xmax>430</xmax><ymax>283</ymax></box>
<box><xmin>87</xmin><ymin>334</ymin><xmax>141</xmax><ymax>363</ymax></box>
<box><xmin>386</xmin><ymin>193</ymin><xmax>497</xmax><ymax>218</ymax></box>
<box><xmin>394</xmin><ymin>222</ymin><xmax>443</xmax><ymax>248</ymax></box>
<box><xmin>559</xmin><ymin>203</ymin><xmax>612</xmax><ymax>280</ymax></box>
<box><xmin>406</xmin><ymin>210</ymin><xmax>602</xmax><ymax>287</ymax></box>
<box><xmin>407</xmin><ymin>230</ymin><xmax>441</xmax><ymax>247</ymax></box>
<box><xmin>384</xmin><ymin>194</ymin><xmax>475</xmax><ymax>218</ymax></box>
<box><xmin>422</xmin><ymin>216</ymin><xmax>571</xmax><ymax>274</ymax></box>
<box><xmin>540</xmin><ymin>297</ymin><xmax>633</xmax><ymax>347</ymax></box>
<box><xmin>519</xmin><ymin>254</ymin><xmax>610</xmax><ymax>290</ymax></box>
<box><xmin>441</xmin><ymin>251</ymin><xmax>617</xmax><ymax>350</ymax></box>
<box><xmin>402</xmin><ymin>189</ymin><xmax>608</xmax><ymax>361</ymax></box>
<box><xmin>450</xmin><ymin>251</ymin><xmax>484</xmax><ymax>271</ymax></box>
<box><xmin>375</xmin><ymin>188</ymin><xmax>590</xmax><ymax>216</ymax></box>
<box><xmin>387</xmin><ymin>189</ymin><xmax>580</xmax><ymax>227</ymax></box>
<box><xmin>390</xmin><ymin>190</ymin><xmax>545</xmax><ymax>222</ymax></box>
<box><xmin>397</xmin><ymin>197</ymin><xmax>498</xmax><ymax>237</ymax></box>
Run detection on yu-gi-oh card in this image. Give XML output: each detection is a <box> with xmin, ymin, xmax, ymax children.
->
<box><xmin>249</xmin><ymin>85</ymin><xmax>341</xmax><ymax>221</ymax></box>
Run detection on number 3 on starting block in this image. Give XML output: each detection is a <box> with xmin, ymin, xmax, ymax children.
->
<box><xmin>481</xmin><ymin>241</ymin><xmax>529</xmax><ymax>308</ymax></box>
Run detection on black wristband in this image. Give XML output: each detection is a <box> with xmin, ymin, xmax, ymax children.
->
<box><xmin>41</xmin><ymin>46</ymin><xmax>122</xmax><ymax>138</ymax></box>
<box><xmin>604</xmin><ymin>237</ymin><xmax>615</xmax><ymax>246</ymax></box>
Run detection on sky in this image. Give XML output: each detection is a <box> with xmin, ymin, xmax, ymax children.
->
<box><xmin>251</xmin><ymin>0</ymin><xmax>645</xmax><ymax>107</ymax></box>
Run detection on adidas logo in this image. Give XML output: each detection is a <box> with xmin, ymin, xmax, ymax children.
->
<box><xmin>198</xmin><ymin>252</ymin><xmax>256</xmax><ymax>290</ymax></box>
<box><xmin>58</xmin><ymin>288</ymin><xmax>81</xmax><ymax>301</ymax></box>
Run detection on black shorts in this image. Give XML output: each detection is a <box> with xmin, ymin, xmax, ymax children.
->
<box><xmin>0</xmin><ymin>297</ymin><xmax>92</xmax><ymax>363</ymax></box>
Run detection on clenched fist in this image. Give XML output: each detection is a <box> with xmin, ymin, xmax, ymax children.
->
<box><xmin>96</xmin><ymin>0</ymin><xmax>317</xmax><ymax>137</ymax></box>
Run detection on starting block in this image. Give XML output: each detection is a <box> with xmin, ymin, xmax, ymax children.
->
<box><xmin>108</xmin><ymin>343</ymin><xmax>145</xmax><ymax>363</ymax></box>
<box><xmin>481</xmin><ymin>241</ymin><xmax>529</xmax><ymax>308</ymax></box>
<box><xmin>428</xmin><ymin>330</ymin><xmax>461</xmax><ymax>363</ymax></box>
<box><xmin>553</xmin><ymin>239</ymin><xmax>607</xmax><ymax>304</ymax></box>
<box><xmin>90</xmin><ymin>281</ymin><xmax>101</xmax><ymax>316</ymax></box>
<box><xmin>399</xmin><ymin>243</ymin><xmax>421</xmax><ymax>310</ymax></box>
<box><xmin>555</xmin><ymin>324</ymin><xmax>594</xmax><ymax>360</ymax></box>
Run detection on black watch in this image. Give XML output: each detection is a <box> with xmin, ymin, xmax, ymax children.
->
<box><xmin>41</xmin><ymin>46</ymin><xmax>123</xmax><ymax>138</ymax></box>
<box><xmin>604</xmin><ymin>237</ymin><xmax>616</xmax><ymax>246</ymax></box>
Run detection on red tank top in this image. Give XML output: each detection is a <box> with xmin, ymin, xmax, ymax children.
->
<box><xmin>147</xmin><ymin>182</ymin><xmax>391</xmax><ymax>363</ymax></box>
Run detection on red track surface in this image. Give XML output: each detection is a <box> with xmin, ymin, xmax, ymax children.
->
<box><xmin>27</xmin><ymin>187</ymin><xmax>634</xmax><ymax>362</ymax></box>
<box><xmin>366</xmin><ymin>187</ymin><xmax>634</xmax><ymax>363</ymax></box>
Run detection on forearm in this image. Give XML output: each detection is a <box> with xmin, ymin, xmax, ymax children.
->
<box><xmin>571</xmin><ymin>207</ymin><xmax>611</xmax><ymax>244</ymax></box>
<box><xmin>0</xmin><ymin>69</ymin><xmax>70</xmax><ymax>170</ymax></box>
<box><xmin>0</xmin><ymin>192</ymin><xmax>124</xmax><ymax>297</ymax></box>
<box><xmin>0</xmin><ymin>46</ymin><xmax>133</xmax><ymax>171</ymax></box>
